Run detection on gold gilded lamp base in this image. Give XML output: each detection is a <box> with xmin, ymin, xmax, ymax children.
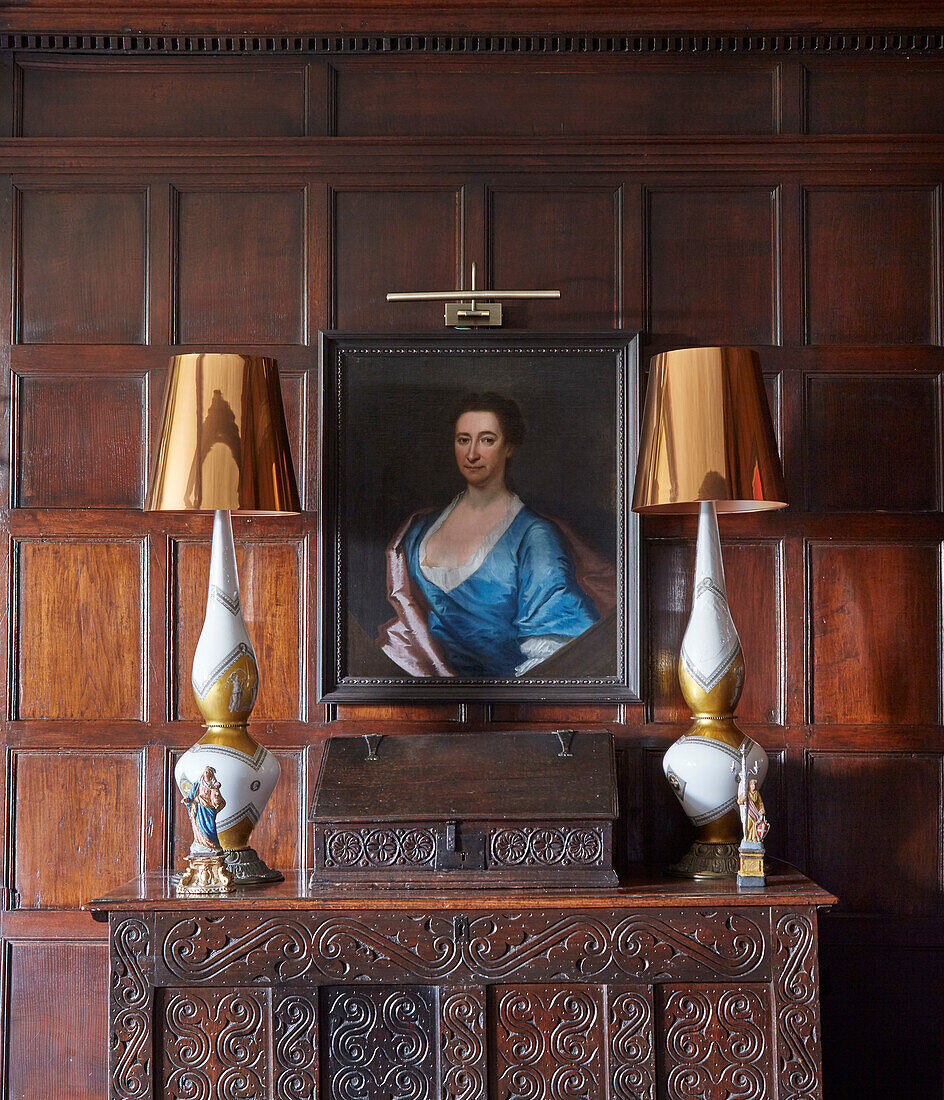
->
<box><xmin>176</xmin><ymin>854</ymin><xmax>234</xmax><ymax>896</ymax></box>
<box><xmin>668</xmin><ymin>840</ymin><xmax>741</xmax><ymax>878</ymax></box>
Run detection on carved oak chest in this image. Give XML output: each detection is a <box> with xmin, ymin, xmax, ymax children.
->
<box><xmin>92</xmin><ymin>867</ymin><xmax>835</xmax><ymax>1100</ymax></box>
<box><xmin>307</xmin><ymin>729</ymin><xmax>618</xmax><ymax>888</ymax></box>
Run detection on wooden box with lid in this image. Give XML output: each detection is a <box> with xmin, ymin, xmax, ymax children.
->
<box><xmin>308</xmin><ymin>729</ymin><xmax>618</xmax><ymax>888</ymax></box>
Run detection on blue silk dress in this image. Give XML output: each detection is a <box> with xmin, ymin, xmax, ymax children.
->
<box><xmin>402</xmin><ymin>499</ymin><xmax>599</xmax><ymax>677</ymax></box>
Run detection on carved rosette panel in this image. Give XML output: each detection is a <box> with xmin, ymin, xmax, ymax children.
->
<box><xmin>322</xmin><ymin>985</ymin><xmax>436</xmax><ymax>1100</ymax></box>
<box><xmin>163</xmin><ymin>989</ymin><xmax>268</xmax><ymax>1100</ymax></box>
<box><xmin>609</xmin><ymin>987</ymin><xmax>655</xmax><ymax>1100</ymax></box>
<box><xmin>489</xmin><ymin>826</ymin><xmax>605</xmax><ymax>867</ymax></box>
<box><xmin>773</xmin><ymin>910</ymin><xmax>823</xmax><ymax>1100</ymax></box>
<box><xmin>156</xmin><ymin>909</ymin><xmax>768</xmax><ymax>986</ymax></box>
<box><xmin>661</xmin><ymin>985</ymin><xmax>771</xmax><ymax>1100</ymax></box>
<box><xmin>111</xmin><ymin>916</ymin><xmax>153</xmax><ymax>1100</ymax></box>
<box><xmin>491</xmin><ymin>984</ymin><xmax>605</xmax><ymax>1100</ymax></box>
<box><xmin>323</xmin><ymin>827</ymin><xmax>437</xmax><ymax>869</ymax></box>
<box><xmin>441</xmin><ymin>986</ymin><xmax>487</xmax><ymax>1100</ymax></box>
<box><xmin>273</xmin><ymin>991</ymin><xmax>318</xmax><ymax>1099</ymax></box>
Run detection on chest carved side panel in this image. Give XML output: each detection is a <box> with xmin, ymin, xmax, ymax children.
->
<box><xmin>155</xmin><ymin>908</ymin><xmax>770</xmax><ymax>986</ymax></box>
<box><xmin>772</xmin><ymin>910</ymin><xmax>823</xmax><ymax>1100</ymax></box>
<box><xmin>440</xmin><ymin>986</ymin><xmax>487</xmax><ymax>1100</ymax></box>
<box><xmin>609</xmin><ymin>986</ymin><xmax>656</xmax><ymax>1100</ymax></box>
<box><xmin>110</xmin><ymin>915</ymin><xmax>154</xmax><ymax>1100</ymax></box>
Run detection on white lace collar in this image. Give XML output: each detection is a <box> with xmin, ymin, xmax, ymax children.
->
<box><xmin>419</xmin><ymin>493</ymin><xmax>523</xmax><ymax>593</ymax></box>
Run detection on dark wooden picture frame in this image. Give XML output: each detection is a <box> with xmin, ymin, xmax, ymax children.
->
<box><xmin>317</xmin><ymin>331</ymin><xmax>640</xmax><ymax>702</ymax></box>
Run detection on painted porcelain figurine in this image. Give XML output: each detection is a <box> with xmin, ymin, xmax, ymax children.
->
<box><xmin>735</xmin><ymin>740</ymin><xmax>769</xmax><ymax>887</ymax></box>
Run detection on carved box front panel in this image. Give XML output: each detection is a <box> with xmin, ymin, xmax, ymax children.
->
<box><xmin>162</xmin><ymin>988</ymin><xmax>269</xmax><ymax>1100</ymax></box>
<box><xmin>322</xmin><ymin>985</ymin><xmax>437</xmax><ymax>1100</ymax></box>
<box><xmin>660</xmin><ymin>983</ymin><xmax>773</xmax><ymax>1100</ymax></box>
<box><xmin>491</xmin><ymin>984</ymin><xmax>606</xmax><ymax>1100</ymax></box>
<box><xmin>154</xmin><ymin>907</ymin><xmax>770</xmax><ymax>987</ymax></box>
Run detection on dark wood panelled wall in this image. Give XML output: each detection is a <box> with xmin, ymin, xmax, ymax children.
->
<box><xmin>0</xmin><ymin>5</ymin><xmax>942</xmax><ymax>1096</ymax></box>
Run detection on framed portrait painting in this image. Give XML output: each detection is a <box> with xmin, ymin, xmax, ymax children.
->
<box><xmin>317</xmin><ymin>332</ymin><xmax>640</xmax><ymax>702</ymax></box>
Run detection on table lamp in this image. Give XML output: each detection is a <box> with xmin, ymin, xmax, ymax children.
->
<box><xmin>147</xmin><ymin>353</ymin><xmax>300</xmax><ymax>893</ymax></box>
<box><xmin>632</xmin><ymin>347</ymin><xmax>787</xmax><ymax>877</ymax></box>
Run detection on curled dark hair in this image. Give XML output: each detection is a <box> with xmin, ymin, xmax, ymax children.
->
<box><xmin>451</xmin><ymin>391</ymin><xmax>526</xmax><ymax>447</ymax></box>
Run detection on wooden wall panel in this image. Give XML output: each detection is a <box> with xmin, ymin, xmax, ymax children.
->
<box><xmin>15</xmin><ymin>540</ymin><xmax>145</xmax><ymax>721</ymax></box>
<box><xmin>12</xmin><ymin>750</ymin><xmax>143</xmax><ymax>908</ymax></box>
<box><xmin>488</xmin><ymin>187</ymin><xmax>619</xmax><ymax>329</ymax></box>
<box><xmin>647</xmin><ymin>539</ymin><xmax>783</xmax><ymax>725</ymax></box>
<box><xmin>15</xmin><ymin>372</ymin><xmax>146</xmax><ymax>509</ymax></box>
<box><xmin>334</xmin><ymin>60</ymin><xmax>778</xmax><ymax>137</ymax></box>
<box><xmin>804</xmin><ymin>188</ymin><xmax>939</xmax><ymax>345</ymax></box>
<box><xmin>808</xmin><ymin>752</ymin><xmax>942</xmax><ymax>915</ymax></box>
<box><xmin>17</xmin><ymin>189</ymin><xmax>147</xmax><ymax>345</ymax></box>
<box><xmin>174</xmin><ymin>188</ymin><xmax>306</xmax><ymax>345</ymax></box>
<box><xmin>808</xmin><ymin>542</ymin><xmax>941</xmax><ymax>725</ymax></box>
<box><xmin>805</xmin><ymin>61</ymin><xmax>944</xmax><ymax>134</ymax></box>
<box><xmin>333</xmin><ymin>188</ymin><xmax>462</xmax><ymax>330</ymax></box>
<box><xmin>6</xmin><ymin>940</ymin><xmax>109</xmax><ymax>1100</ymax></box>
<box><xmin>647</xmin><ymin>188</ymin><xmax>778</xmax><ymax>345</ymax></box>
<box><xmin>172</xmin><ymin>538</ymin><xmax>303</xmax><ymax>722</ymax></box>
<box><xmin>806</xmin><ymin>373</ymin><xmax>941</xmax><ymax>512</ymax></box>
<box><xmin>18</xmin><ymin>58</ymin><xmax>309</xmax><ymax>137</ymax></box>
<box><xmin>170</xmin><ymin>748</ymin><xmax>303</xmax><ymax>873</ymax></box>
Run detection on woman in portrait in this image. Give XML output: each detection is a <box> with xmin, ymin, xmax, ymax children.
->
<box><xmin>378</xmin><ymin>392</ymin><xmax>615</xmax><ymax>678</ymax></box>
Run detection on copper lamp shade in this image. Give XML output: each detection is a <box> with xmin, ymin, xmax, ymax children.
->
<box><xmin>147</xmin><ymin>353</ymin><xmax>300</xmax><ymax>514</ymax></box>
<box><xmin>632</xmin><ymin>346</ymin><xmax>786</xmax><ymax>514</ymax></box>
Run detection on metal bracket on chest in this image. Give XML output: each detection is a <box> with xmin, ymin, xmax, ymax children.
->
<box><xmin>435</xmin><ymin>821</ymin><xmax>486</xmax><ymax>871</ymax></box>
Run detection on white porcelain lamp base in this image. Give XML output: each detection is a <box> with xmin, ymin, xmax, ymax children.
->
<box><xmin>174</xmin><ymin>509</ymin><xmax>281</xmax><ymax>890</ymax></box>
<box><xmin>664</xmin><ymin>501</ymin><xmax>768</xmax><ymax>878</ymax></box>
